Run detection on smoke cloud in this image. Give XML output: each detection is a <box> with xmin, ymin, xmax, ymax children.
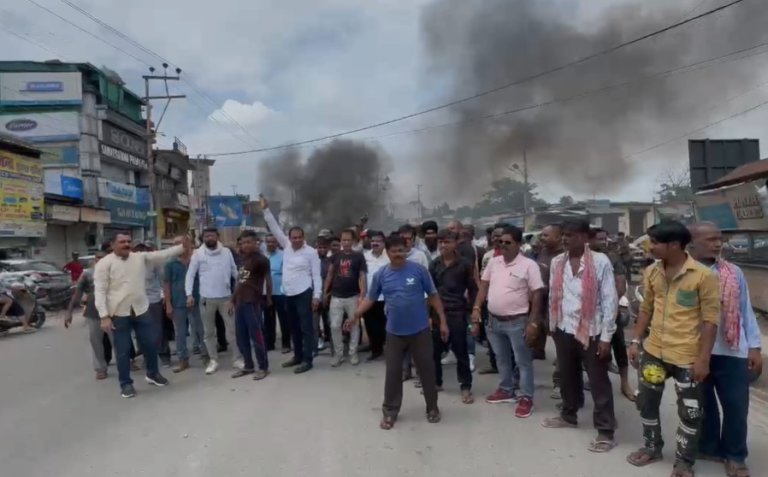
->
<box><xmin>259</xmin><ymin>139</ymin><xmax>392</xmax><ymax>232</ymax></box>
<box><xmin>419</xmin><ymin>0</ymin><xmax>768</xmax><ymax>199</ymax></box>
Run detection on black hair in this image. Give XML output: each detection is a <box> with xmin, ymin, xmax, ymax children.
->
<box><xmin>340</xmin><ymin>228</ymin><xmax>357</xmax><ymax>240</ymax></box>
<box><xmin>544</xmin><ymin>223</ymin><xmax>563</xmax><ymax>233</ymax></box>
<box><xmin>239</xmin><ymin>229</ymin><xmax>258</xmax><ymax>240</ymax></box>
<box><xmin>388</xmin><ymin>231</ymin><xmax>400</xmax><ymax>239</ymax></box>
<box><xmin>202</xmin><ymin>227</ymin><xmax>219</xmax><ymax>235</ymax></box>
<box><xmin>562</xmin><ymin>219</ymin><xmax>591</xmax><ymax>235</ymax></box>
<box><xmin>485</xmin><ymin>226</ymin><xmax>494</xmax><ymax>234</ymax></box>
<box><xmin>100</xmin><ymin>241</ymin><xmax>112</xmax><ymax>253</ymax></box>
<box><xmin>589</xmin><ymin>227</ymin><xmax>606</xmax><ymax>239</ymax></box>
<box><xmin>288</xmin><ymin>226</ymin><xmax>304</xmax><ymax>237</ymax></box>
<box><xmin>398</xmin><ymin>224</ymin><xmax>415</xmax><ymax>235</ymax></box>
<box><xmin>368</xmin><ymin>230</ymin><xmax>385</xmax><ymax>240</ymax></box>
<box><xmin>647</xmin><ymin>221</ymin><xmax>691</xmax><ymax>249</ymax></box>
<box><xmin>501</xmin><ymin>225</ymin><xmax>523</xmax><ymax>243</ymax></box>
<box><xmin>437</xmin><ymin>229</ymin><xmax>458</xmax><ymax>241</ymax></box>
<box><xmin>421</xmin><ymin>220</ymin><xmax>438</xmax><ymax>234</ymax></box>
<box><xmin>493</xmin><ymin>223</ymin><xmax>506</xmax><ymax>230</ymax></box>
<box><xmin>328</xmin><ymin>236</ymin><xmax>341</xmax><ymax>244</ymax></box>
<box><xmin>316</xmin><ymin>237</ymin><xmax>329</xmax><ymax>247</ymax></box>
<box><xmin>110</xmin><ymin>232</ymin><xmax>131</xmax><ymax>243</ymax></box>
<box><xmin>385</xmin><ymin>236</ymin><xmax>406</xmax><ymax>250</ymax></box>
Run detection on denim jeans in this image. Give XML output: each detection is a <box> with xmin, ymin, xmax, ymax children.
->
<box><xmin>113</xmin><ymin>312</ymin><xmax>158</xmax><ymax>387</ymax></box>
<box><xmin>286</xmin><ymin>288</ymin><xmax>315</xmax><ymax>365</ymax></box>
<box><xmin>173</xmin><ymin>306</ymin><xmax>206</xmax><ymax>360</ymax></box>
<box><xmin>487</xmin><ymin>314</ymin><xmax>534</xmax><ymax>398</ymax></box>
<box><xmin>235</xmin><ymin>303</ymin><xmax>269</xmax><ymax>371</ymax></box>
<box><xmin>148</xmin><ymin>301</ymin><xmax>170</xmax><ymax>362</ymax></box>
<box><xmin>699</xmin><ymin>355</ymin><xmax>750</xmax><ymax>464</ymax></box>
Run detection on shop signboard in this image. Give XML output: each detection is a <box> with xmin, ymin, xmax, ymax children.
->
<box><xmin>0</xmin><ymin>150</ymin><xmax>45</xmax><ymax>237</ymax></box>
<box><xmin>0</xmin><ymin>111</ymin><xmax>80</xmax><ymax>143</ymax></box>
<box><xmin>79</xmin><ymin>207</ymin><xmax>110</xmax><ymax>224</ymax></box>
<box><xmin>694</xmin><ymin>180</ymin><xmax>768</xmax><ymax>230</ymax></box>
<box><xmin>97</xmin><ymin>178</ymin><xmax>149</xmax><ymax>226</ymax></box>
<box><xmin>46</xmin><ymin>204</ymin><xmax>80</xmax><ymax>222</ymax></box>
<box><xmin>38</xmin><ymin>145</ymin><xmax>79</xmax><ymax>165</ymax></box>
<box><xmin>43</xmin><ymin>168</ymin><xmax>83</xmax><ymax>200</ymax></box>
<box><xmin>0</xmin><ymin>72</ymin><xmax>82</xmax><ymax>106</ymax></box>
<box><xmin>209</xmin><ymin>195</ymin><xmax>243</xmax><ymax>227</ymax></box>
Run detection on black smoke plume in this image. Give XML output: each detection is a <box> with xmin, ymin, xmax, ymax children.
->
<box><xmin>419</xmin><ymin>0</ymin><xmax>768</xmax><ymax>199</ymax></box>
<box><xmin>259</xmin><ymin>139</ymin><xmax>391</xmax><ymax>232</ymax></box>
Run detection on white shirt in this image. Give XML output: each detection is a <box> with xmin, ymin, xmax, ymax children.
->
<box><xmin>263</xmin><ymin>208</ymin><xmax>323</xmax><ymax>299</ymax></box>
<box><xmin>549</xmin><ymin>251</ymin><xmax>618</xmax><ymax>342</ymax></box>
<box><xmin>185</xmin><ymin>242</ymin><xmax>238</xmax><ymax>299</ymax></box>
<box><xmin>364</xmin><ymin>249</ymin><xmax>390</xmax><ymax>301</ymax></box>
<box><xmin>406</xmin><ymin>248</ymin><xmax>429</xmax><ymax>269</ymax></box>
<box><xmin>94</xmin><ymin>245</ymin><xmax>183</xmax><ymax>318</ymax></box>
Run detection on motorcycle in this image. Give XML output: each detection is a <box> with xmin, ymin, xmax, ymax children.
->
<box><xmin>0</xmin><ymin>277</ymin><xmax>46</xmax><ymax>335</ymax></box>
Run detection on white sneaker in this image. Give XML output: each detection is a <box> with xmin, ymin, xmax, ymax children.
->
<box><xmin>317</xmin><ymin>338</ymin><xmax>325</xmax><ymax>350</ymax></box>
<box><xmin>205</xmin><ymin>359</ymin><xmax>219</xmax><ymax>375</ymax></box>
<box><xmin>441</xmin><ymin>351</ymin><xmax>457</xmax><ymax>365</ymax></box>
<box><xmin>350</xmin><ymin>353</ymin><xmax>360</xmax><ymax>366</ymax></box>
<box><xmin>469</xmin><ymin>354</ymin><xmax>476</xmax><ymax>372</ymax></box>
<box><xmin>233</xmin><ymin>358</ymin><xmax>245</xmax><ymax>370</ymax></box>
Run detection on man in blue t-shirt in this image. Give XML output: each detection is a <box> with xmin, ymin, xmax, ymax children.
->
<box><xmin>346</xmin><ymin>236</ymin><xmax>449</xmax><ymax>430</ymax></box>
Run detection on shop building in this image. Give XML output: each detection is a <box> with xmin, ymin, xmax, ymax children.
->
<box><xmin>154</xmin><ymin>140</ymin><xmax>191</xmax><ymax>246</ymax></box>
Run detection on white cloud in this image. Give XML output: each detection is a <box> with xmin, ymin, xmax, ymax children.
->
<box><xmin>209</xmin><ymin>100</ymin><xmax>276</xmax><ymax>127</ymax></box>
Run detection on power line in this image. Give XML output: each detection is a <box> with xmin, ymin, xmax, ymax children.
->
<box><xmin>206</xmin><ymin>36</ymin><xmax>768</xmax><ymax>156</ymax></box>
<box><xmin>204</xmin><ymin>0</ymin><xmax>749</xmax><ymax>156</ymax></box>
<box><xmin>56</xmin><ymin>0</ymin><xmax>261</xmax><ymax>146</ymax></box>
<box><xmin>0</xmin><ymin>24</ymin><xmax>65</xmax><ymax>58</ymax></box>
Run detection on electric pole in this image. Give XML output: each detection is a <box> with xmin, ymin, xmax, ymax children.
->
<box><xmin>143</xmin><ymin>63</ymin><xmax>186</xmax><ymax>247</ymax></box>
<box><xmin>522</xmin><ymin>148</ymin><xmax>529</xmax><ymax>215</ymax></box>
<box><xmin>416</xmin><ymin>184</ymin><xmax>423</xmax><ymax>219</ymax></box>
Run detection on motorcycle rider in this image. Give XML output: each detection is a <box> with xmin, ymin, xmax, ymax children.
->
<box><xmin>0</xmin><ymin>281</ymin><xmax>35</xmax><ymax>333</ymax></box>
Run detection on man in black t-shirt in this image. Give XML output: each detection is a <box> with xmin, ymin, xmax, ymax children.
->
<box><xmin>231</xmin><ymin>230</ymin><xmax>272</xmax><ymax>380</ymax></box>
<box><xmin>324</xmin><ymin>228</ymin><xmax>367</xmax><ymax>367</ymax></box>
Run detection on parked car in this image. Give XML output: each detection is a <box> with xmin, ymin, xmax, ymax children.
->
<box><xmin>0</xmin><ymin>260</ymin><xmax>72</xmax><ymax>309</ymax></box>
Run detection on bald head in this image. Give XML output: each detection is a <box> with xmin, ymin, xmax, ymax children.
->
<box><xmin>688</xmin><ymin>222</ymin><xmax>722</xmax><ymax>261</ymax></box>
<box><xmin>447</xmin><ymin>220</ymin><xmax>463</xmax><ymax>234</ymax></box>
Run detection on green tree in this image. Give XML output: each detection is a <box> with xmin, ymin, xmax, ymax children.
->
<box><xmin>481</xmin><ymin>177</ymin><xmax>547</xmax><ymax>213</ymax></box>
<box><xmin>656</xmin><ymin>169</ymin><xmax>694</xmax><ymax>202</ymax></box>
<box><xmin>559</xmin><ymin>195</ymin><xmax>575</xmax><ymax>206</ymax></box>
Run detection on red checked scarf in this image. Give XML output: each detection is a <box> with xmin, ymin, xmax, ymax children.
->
<box><xmin>717</xmin><ymin>259</ymin><xmax>741</xmax><ymax>350</ymax></box>
<box><xmin>549</xmin><ymin>245</ymin><xmax>598</xmax><ymax>348</ymax></box>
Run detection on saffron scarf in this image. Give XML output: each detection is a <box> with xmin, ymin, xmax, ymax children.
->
<box><xmin>717</xmin><ymin>259</ymin><xmax>741</xmax><ymax>350</ymax></box>
<box><xmin>549</xmin><ymin>245</ymin><xmax>599</xmax><ymax>348</ymax></box>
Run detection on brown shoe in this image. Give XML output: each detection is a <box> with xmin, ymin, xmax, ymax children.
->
<box><xmin>96</xmin><ymin>370</ymin><xmax>108</xmax><ymax>380</ymax></box>
<box><xmin>172</xmin><ymin>359</ymin><xmax>190</xmax><ymax>373</ymax></box>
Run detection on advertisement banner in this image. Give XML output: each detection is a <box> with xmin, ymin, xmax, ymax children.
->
<box><xmin>209</xmin><ymin>195</ymin><xmax>244</xmax><ymax>227</ymax></box>
<box><xmin>101</xmin><ymin>122</ymin><xmax>146</xmax><ymax>157</ymax></box>
<box><xmin>0</xmin><ymin>111</ymin><xmax>80</xmax><ymax>143</ymax></box>
<box><xmin>43</xmin><ymin>168</ymin><xmax>83</xmax><ymax>200</ymax></box>
<box><xmin>695</xmin><ymin>180</ymin><xmax>768</xmax><ymax>230</ymax></box>
<box><xmin>46</xmin><ymin>204</ymin><xmax>80</xmax><ymax>222</ymax></box>
<box><xmin>0</xmin><ymin>72</ymin><xmax>82</xmax><ymax>106</ymax></box>
<box><xmin>98</xmin><ymin>178</ymin><xmax>140</xmax><ymax>203</ymax></box>
<box><xmin>0</xmin><ymin>150</ymin><xmax>45</xmax><ymax>237</ymax></box>
<box><xmin>101</xmin><ymin>199</ymin><xmax>148</xmax><ymax>227</ymax></box>
<box><xmin>79</xmin><ymin>207</ymin><xmax>110</xmax><ymax>224</ymax></box>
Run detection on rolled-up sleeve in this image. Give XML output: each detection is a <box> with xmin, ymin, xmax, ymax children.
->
<box><xmin>639</xmin><ymin>267</ymin><xmax>655</xmax><ymax>316</ymax></box>
<box><xmin>699</xmin><ymin>270</ymin><xmax>722</xmax><ymax>326</ymax></box>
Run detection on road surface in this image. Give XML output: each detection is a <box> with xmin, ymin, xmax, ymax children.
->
<box><xmin>1</xmin><ymin>313</ymin><xmax>766</xmax><ymax>477</ymax></box>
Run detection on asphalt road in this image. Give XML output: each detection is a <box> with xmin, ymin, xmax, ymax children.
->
<box><xmin>1</xmin><ymin>313</ymin><xmax>766</xmax><ymax>477</ymax></box>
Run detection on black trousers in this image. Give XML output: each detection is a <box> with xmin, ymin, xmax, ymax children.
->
<box><xmin>384</xmin><ymin>328</ymin><xmax>438</xmax><ymax>417</ymax></box>
<box><xmin>264</xmin><ymin>295</ymin><xmax>290</xmax><ymax>350</ymax></box>
<box><xmin>215</xmin><ymin>310</ymin><xmax>228</xmax><ymax>349</ymax></box>
<box><xmin>611</xmin><ymin>325</ymin><xmax>629</xmax><ymax>369</ymax></box>
<box><xmin>553</xmin><ymin>329</ymin><xmax>616</xmax><ymax>436</ymax></box>
<box><xmin>363</xmin><ymin>301</ymin><xmax>387</xmax><ymax>355</ymax></box>
<box><xmin>433</xmin><ymin>311</ymin><xmax>472</xmax><ymax>390</ymax></box>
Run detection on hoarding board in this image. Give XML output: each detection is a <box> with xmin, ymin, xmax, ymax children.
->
<box><xmin>0</xmin><ymin>72</ymin><xmax>82</xmax><ymax>106</ymax></box>
<box><xmin>0</xmin><ymin>150</ymin><xmax>45</xmax><ymax>237</ymax></box>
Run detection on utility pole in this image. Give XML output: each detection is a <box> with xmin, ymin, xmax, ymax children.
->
<box><xmin>143</xmin><ymin>63</ymin><xmax>186</xmax><ymax>247</ymax></box>
<box><xmin>522</xmin><ymin>148</ymin><xmax>529</xmax><ymax>215</ymax></box>
<box><xmin>416</xmin><ymin>184</ymin><xmax>423</xmax><ymax>219</ymax></box>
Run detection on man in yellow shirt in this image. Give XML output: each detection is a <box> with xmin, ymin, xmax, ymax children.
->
<box><xmin>626</xmin><ymin>221</ymin><xmax>720</xmax><ymax>477</ymax></box>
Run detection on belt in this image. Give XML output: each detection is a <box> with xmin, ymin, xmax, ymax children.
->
<box><xmin>490</xmin><ymin>312</ymin><xmax>528</xmax><ymax>322</ymax></box>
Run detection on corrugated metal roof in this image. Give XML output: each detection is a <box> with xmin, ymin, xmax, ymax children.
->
<box><xmin>700</xmin><ymin>158</ymin><xmax>768</xmax><ymax>190</ymax></box>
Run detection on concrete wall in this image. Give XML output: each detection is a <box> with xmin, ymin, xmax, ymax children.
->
<box><xmin>740</xmin><ymin>265</ymin><xmax>768</xmax><ymax>312</ymax></box>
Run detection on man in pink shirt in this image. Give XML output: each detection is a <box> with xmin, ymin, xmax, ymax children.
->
<box><xmin>472</xmin><ymin>225</ymin><xmax>544</xmax><ymax>418</ymax></box>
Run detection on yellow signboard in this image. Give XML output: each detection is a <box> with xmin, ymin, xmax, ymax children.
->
<box><xmin>0</xmin><ymin>150</ymin><xmax>45</xmax><ymax>237</ymax></box>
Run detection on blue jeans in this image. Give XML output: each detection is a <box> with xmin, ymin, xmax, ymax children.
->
<box><xmin>487</xmin><ymin>314</ymin><xmax>534</xmax><ymax>398</ymax></box>
<box><xmin>699</xmin><ymin>355</ymin><xmax>750</xmax><ymax>463</ymax></box>
<box><xmin>113</xmin><ymin>312</ymin><xmax>158</xmax><ymax>387</ymax></box>
<box><xmin>235</xmin><ymin>303</ymin><xmax>269</xmax><ymax>371</ymax></box>
<box><xmin>286</xmin><ymin>288</ymin><xmax>315</xmax><ymax>365</ymax></box>
<box><xmin>173</xmin><ymin>306</ymin><xmax>205</xmax><ymax>360</ymax></box>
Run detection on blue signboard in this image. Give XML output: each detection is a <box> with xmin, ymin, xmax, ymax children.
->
<box><xmin>209</xmin><ymin>196</ymin><xmax>243</xmax><ymax>227</ymax></box>
<box><xmin>101</xmin><ymin>199</ymin><xmax>149</xmax><ymax>227</ymax></box>
<box><xmin>60</xmin><ymin>176</ymin><xmax>83</xmax><ymax>200</ymax></box>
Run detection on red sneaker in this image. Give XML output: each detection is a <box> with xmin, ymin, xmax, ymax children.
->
<box><xmin>515</xmin><ymin>397</ymin><xmax>534</xmax><ymax>418</ymax></box>
<box><xmin>485</xmin><ymin>388</ymin><xmax>517</xmax><ymax>404</ymax></box>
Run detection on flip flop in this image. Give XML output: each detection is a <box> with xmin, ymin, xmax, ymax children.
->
<box><xmin>670</xmin><ymin>462</ymin><xmax>695</xmax><ymax>477</ymax></box>
<box><xmin>626</xmin><ymin>448</ymin><xmax>663</xmax><ymax>467</ymax></box>
<box><xmin>588</xmin><ymin>438</ymin><xmax>617</xmax><ymax>453</ymax></box>
<box><xmin>461</xmin><ymin>389</ymin><xmax>475</xmax><ymax>404</ymax></box>
<box><xmin>621</xmin><ymin>388</ymin><xmax>637</xmax><ymax>402</ymax></box>
<box><xmin>380</xmin><ymin>415</ymin><xmax>396</xmax><ymax>430</ymax></box>
<box><xmin>426</xmin><ymin>409</ymin><xmax>441</xmax><ymax>424</ymax></box>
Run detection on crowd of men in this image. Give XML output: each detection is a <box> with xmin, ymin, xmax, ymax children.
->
<box><xmin>63</xmin><ymin>193</ymin><xmax>762</xmax><ymax>477</ymax></box>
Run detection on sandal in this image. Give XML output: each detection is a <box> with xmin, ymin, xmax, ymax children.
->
<box><xmin>588</xmin><ymin>438</ymin><xmax>617</xmax><ymax>453</ymax></box>
<box><xmin>461</xmin><ymin>389</ymin><xmax>474</xmax><ymax>404</ymax></box>
<box><xmin>380</xmin><ymin>415</ymin><xmax>396</xmax><ymax>430</ymax></box>
<box><xmin>725</xmin><ymin>460</ymin><xmax>750</xmax><ymax>477</ymax></box>
<box><xmin>670</xmin><ymin>461</ymin><xmax>694</xmax><ymax>477</ymax></box>
<box><xmin>621</xmin><ymin>387</ymin><xmax>637</xmax><ymax>402</ymax></box>
<box><xmin>626</xmin><ymin>448</ymin><xmax>663</xmax><ymax>467</ymax></box>
<box><xmin>542</xmin><ymin>416</ymin><xmax>577</xmax><ymax>429</ymax></box>
<box><xmin>426</xmin><ymin>409</ymin><xmax>441</xmax><ymax>424</ymax></box>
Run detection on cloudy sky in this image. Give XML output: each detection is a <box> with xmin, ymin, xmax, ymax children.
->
<box><xmin>3</xmin><ymin>0</ymin><xmax>768</xmax><ymax>208</ymax></box>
